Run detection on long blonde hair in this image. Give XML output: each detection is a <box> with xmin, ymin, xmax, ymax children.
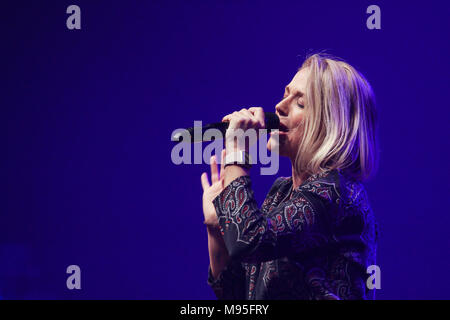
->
<box><xmin>295</xmin><ymin>53</ymin><xmax>379</xmax><ymax>182</ymax></box>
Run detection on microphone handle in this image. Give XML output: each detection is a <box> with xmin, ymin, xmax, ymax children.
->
<box><xmin>172</xmin><ymin>112</ymin><xmax>279</xmax><ymax>143</ymax></box>
<box><xmin>186</xmin><ymin>122</ymin><xmax>228</xmax><ymax>143</ymax></box>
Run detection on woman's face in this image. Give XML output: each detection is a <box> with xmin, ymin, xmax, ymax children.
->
<box><xmin>268</xmin><ymin>67</ymin><xmax>310</xmax><ymax>160</ymax></box>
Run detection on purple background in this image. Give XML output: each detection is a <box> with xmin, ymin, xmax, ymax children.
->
<box><xmin>3</xmin><ymin>0</ymin><xmax>450</xmax><ymax>299</ymax></box>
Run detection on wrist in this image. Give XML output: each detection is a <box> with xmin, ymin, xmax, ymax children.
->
<box><xmin>224</xmin><ymin>150</ymin><xmax>252</xmax><ymax>170</ymax></box>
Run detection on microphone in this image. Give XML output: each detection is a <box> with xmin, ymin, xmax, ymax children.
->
<box><xmin>172</xmin><ymin>112</ymin><xmax>280</xmax><ymax>143</ymax></box>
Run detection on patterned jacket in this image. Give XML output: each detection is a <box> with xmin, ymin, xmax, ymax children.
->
<box><xmin>207</xmin><ymin>169</ymin><xmax>378</xmax><ymax>300</ymax></box>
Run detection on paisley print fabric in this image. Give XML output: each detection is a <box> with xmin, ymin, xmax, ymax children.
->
<box><xmin>207</xmin><ymin>169</ymin><xmax>378</xmax><ymax>300</ymax></box>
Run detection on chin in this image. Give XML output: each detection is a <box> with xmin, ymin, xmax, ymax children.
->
<box><xmin>267</xmin><ymin>135</ymin><xmax>288</xmax><ymax>156</ymax></box>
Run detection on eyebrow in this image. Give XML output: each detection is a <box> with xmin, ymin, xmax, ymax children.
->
<box><xmin>284</xmin><ymin>85</ymin><xmax>304</xmax><ymax>97</ymax></box>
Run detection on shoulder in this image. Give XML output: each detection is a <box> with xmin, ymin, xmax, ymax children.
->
<box><xmin>300</xmin><ymin>170</ymin><xmax>377</xmax><ymax>237</ymax></box>
<box><xmin>299</xmin><ymin>170</ymin><xmax>342</xmax><ymax>205</ymax></box>
<box><xmin>299</xmin><ymin>169</ymin><xmax>370</xmax><ymax>209</ymax></box>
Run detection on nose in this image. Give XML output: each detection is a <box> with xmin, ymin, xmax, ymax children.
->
<box><xmin>275</xmin><ymin>98</ymin><xmax>288</xmax><ymax>117</ymax></box>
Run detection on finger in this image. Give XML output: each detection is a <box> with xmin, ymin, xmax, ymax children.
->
<box><xmin>222</xmin><ymin>112</ymin><xmax>235</xmax><ymax>122</ymax></box>
<box><xmin>210</xmin><ymin>155</ymin><xmax>219</xmax><ymax>184</ymax></box>
<box><xmin>220</xmin><ymin>149</ymin><xmax>226</xmax><ymax>178</ymax></box>
<box><xmin>240</xmin><ymin>108</ymin><xmax>260</xmax><ymax>128</ymax></box>
<box><xmin>201</xmin><ymin>172</ymin><xmax>210</xmax><ymax>190</ymax></box>
<box><xmin>239</xmin><ymin>108</ymin><xmax>254</xmax><ymax>117</ymax></box>
<box><xmin>223</xmin><ymin>112</ymin><xmax>239</xmax><ymax>129</ymax></box>
<box><xmin>249</xmin><ymin>107</ymin><xmax>265</xmax><ymax>128</ymax></box>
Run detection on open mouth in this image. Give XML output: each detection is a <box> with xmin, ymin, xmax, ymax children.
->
<box><xmin>278</xmin><ymin>123</ymin><xmax>289</xmax><ymax>132</ymax></box>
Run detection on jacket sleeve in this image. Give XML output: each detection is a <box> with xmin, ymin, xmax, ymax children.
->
<box><xmin>212</xmin><ymin>175</ymin><xmax>329</xmax><ymax>263</ymax></box>
<box><xmin>207</xmin><ymin>259</ymin><xmax>246</xmax><ymax>300</ymax></box>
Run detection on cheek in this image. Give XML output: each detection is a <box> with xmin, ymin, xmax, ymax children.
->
<box><xmin>293</xmin><ymin>111</ymin><xmax>305</xmax><ymax>127</ymax></box>
<box><xmin>289</xmin><ymin>115</ymin><xmax>306</xmax><ymax>142</ymax></box>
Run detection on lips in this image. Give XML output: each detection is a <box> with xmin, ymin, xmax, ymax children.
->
<box><xmin>278</xmin><ymin>123</ymin><xmax>289</xmax><ymax>132</ymax></box>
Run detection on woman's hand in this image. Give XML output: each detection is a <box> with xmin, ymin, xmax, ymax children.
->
<box><xmin>221</xmin><ymin>107</ymin><xmax>265</xmax><ymax>152</ymax></box>
<box><xmin>201</xmin><ymin>150</ymin><xmax>226</xmax><ymax>228</ymax></box>
<box><xmin>202</xmin><ymin>150</ymin><xmax>231</xmax><ymax>280</ymax></box>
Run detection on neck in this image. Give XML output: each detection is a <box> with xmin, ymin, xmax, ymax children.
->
<box><xmin>291</xmin><ymin>164</ymin><xmax>310</xmax><ymax>190</ymax></box>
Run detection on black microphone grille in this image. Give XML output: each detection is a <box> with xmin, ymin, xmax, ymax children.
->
<box><xmin>264</xmin><ymin>112</ymin><xmax>280</xmax><ymax>130</ymax></box>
